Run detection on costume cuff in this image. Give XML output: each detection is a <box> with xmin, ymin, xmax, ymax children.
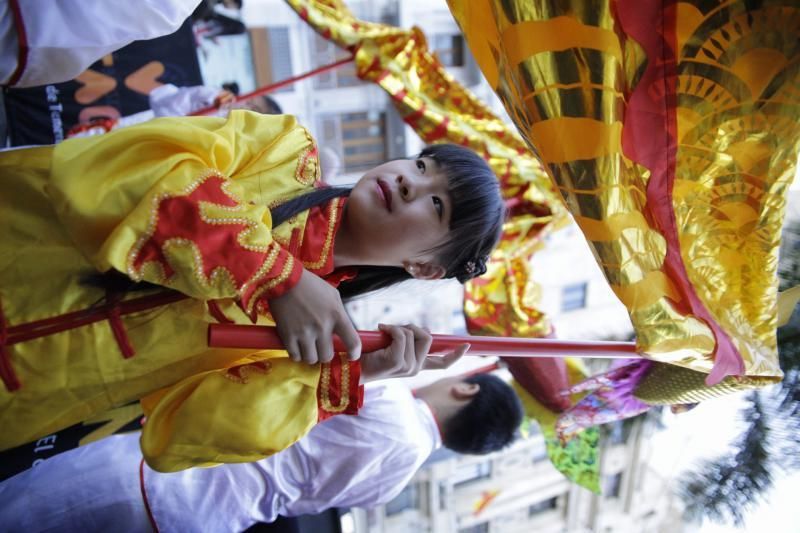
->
<box><xmin>317</xmin><ymin>353</ymin><xmax>363</xmax><ymax>422</ymax></box>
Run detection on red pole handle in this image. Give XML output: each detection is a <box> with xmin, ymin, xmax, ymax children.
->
<box><xmin>207</xmin><ymin>324</ymin><xmax>640</xmax><ymax>359</ymax></box>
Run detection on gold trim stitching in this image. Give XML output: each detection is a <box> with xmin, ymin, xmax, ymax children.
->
<box><xmin>302</xmin><ymin>198</ymin><xmax>342</xmax><ymax>271</ymax></box>
<box><xmin>294</xmin><ymin>129</ymin><xmax>320</xmax><ymax>186</ymax></box>
<box><xmin>223</xmin><ymin>361</ymin><xmax>272</xmax><ymax>384</ymax></box>
<box><xmin>246</xmin><ymin>255</ymin><xmax>296</xmax><ymax>314</ymax></box>
<box><xmin>127</xmin><ymin>170</ymin><xmax>239</xmax><ymax>281</ymax></box>
<box><xmin>160</xmin><ymin>237</ymin><xmax>239</xmax><ymax>292</ymax></box>
<box><xmin>319</xmin><ymin>353</ymin><xmax>351</xmax><ymax>413</ymax></box>
<box><xmin>127</xmin><ymin>170</ymin><xmax>277</xmax><ymax>296</ymax></box>
<box><xmin>240</xmin><ymin>243</ymin><xmax>282</xmax><ymax>296</ymax></box>
<box><xmin>197</xmin><ymin>202</ymin><xmax>268</xmax><ymax>253</ymax></box>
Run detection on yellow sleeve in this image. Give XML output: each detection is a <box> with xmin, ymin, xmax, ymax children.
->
<box><xmin>139</xmin><ymin>353</ymin><xmax>363</xmax><ymax>472</ymax></box>
<box><xmin>47</xmin><ymin>111</ymin><xmax>317</xmax><ymax>307</ymax></box>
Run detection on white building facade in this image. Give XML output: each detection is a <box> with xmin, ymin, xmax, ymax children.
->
<box><xmin>350</xmin><ymin>415</ymin><xmax>683</xmax><ymax>533</ymax></box>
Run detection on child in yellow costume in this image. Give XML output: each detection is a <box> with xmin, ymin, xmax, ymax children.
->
<box><xmin>0</xmin><ymin>110</ymin><xmax>504</xmax><ymax>471</ymax></box>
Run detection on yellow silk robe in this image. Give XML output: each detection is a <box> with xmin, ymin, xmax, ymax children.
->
<box><xmin>0</xmin><ymin>110</ymin><xmax>361</xmax><ymax>472</ymax></box>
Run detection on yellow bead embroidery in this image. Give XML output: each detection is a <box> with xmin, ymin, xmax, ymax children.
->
<box><xmin>319</xmin><ymin>353</ymin><xmax>351</xmax><ymax>413</ymax></box>
<box><xmin>302</xmin><ymin>198</ymin><xmax>343</xmax><ymax>271</ymax></box>
<box><xmin>245</xmin><ymin>255</ymin><xmax>296</xmax><ymax>315</ymax></box>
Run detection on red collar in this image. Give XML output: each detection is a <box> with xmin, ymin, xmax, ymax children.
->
<box><xmin>294</xmin><ymin>196</ymin><xmax>357</xmax><ymax>287</ymax></box>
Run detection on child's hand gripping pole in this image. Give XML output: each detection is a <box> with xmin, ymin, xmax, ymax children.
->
<box><xmin>207</xmin><ymin>324</ymin><xmax>641</xmax><ymax>359</ymax></box>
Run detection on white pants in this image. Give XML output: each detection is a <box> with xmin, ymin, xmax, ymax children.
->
<box><xmin>0</xmin><ymin>435</ymin><xmax>152</xmax><ymax>532</ymax></box>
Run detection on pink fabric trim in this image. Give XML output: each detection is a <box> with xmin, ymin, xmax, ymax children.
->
<box><xmin>139</xmin><ymin>459</ymin><xmax>160</xmax><ymax>533</ymax></box>
<box><xmin>0</xmin><ymin>297</ymin><xmax>21</xmax><ymax>391</ymax></box>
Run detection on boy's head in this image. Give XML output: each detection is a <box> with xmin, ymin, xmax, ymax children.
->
<box><xmin>233</xmin><ymin>95</ymin><xmax>283</xmax><ymax>115</ymax></box>
<box><xmin>415</xmin><ymin>373</ymin><xmax>523</xmax><ymax>455</ymax></box>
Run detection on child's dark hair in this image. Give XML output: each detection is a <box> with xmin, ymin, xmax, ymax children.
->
<box><xmin>273</xmin><ymin>143</ymin><xmax>505</xmax><ymax>300</ymax></box>
<box><xmin>441</xmin><ymin>374</ymin><xmax>523</xmax><ymax>455</ymax></box>
<box><xmin>419</xmin><ymin>144</ymin><xmax>504</xmax><ymax>283</ymax></box>
<box><xmin>89</xmin><ymin>144</ymin><xmax>504</xmax><ymax>301</ymax></box>
<box><xmin>256</xmin><ymin>95</ymin><xmax>283</xmax><ymax>115</ymax></box>
<box><xmin>221</xmin><ymin>81</ymin><xmax>240</xmax><ymax>95</ymax></box>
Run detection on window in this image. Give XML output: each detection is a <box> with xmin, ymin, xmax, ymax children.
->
<box><xmin>432</xmin><ymin>34</ymin><xmax>465</xmax><ymax>67</ymax></box>
<box><xmin>266</xmin><ymin>27</ymin><xmax>293</xmax><ymax>92</ymax></box>
<box><xmin>385</xmin><ymin>484</ymin><xmax>420</xmax><ymax>516</ymax></box>
<box><xmin>453</xmin><ymin>461</ymin><xmax>492</xmax><ymax>487</ymax></box>
<box><xmin>450</xmin><ymin>309</ymin><xmax>467</xmax><ymax>334</ymax></box>
<box><xmin>608</xmin><ymin>418</ymin><xmax>640</xmax><ymax>445</ymax></box>
<box><xmin>458</xmin><ymin>523</ymin><xmax>489</xmax><ymax>533</ymax></box>
<box><xmin>529</xmin><ymin>497</ymin><xmax>558</xmax><ymax>517</ymax></box>
<box><xmin>439</xmin><ymin>482</ymin><xmax>449</xmax><ymax>510</ymax></box>
<box><xmin>561</xmin><ymin>282</ymin><xmax>587</xmax><ymax>311</ymax></box>
<box><xmin>531</xmin><ymin>438</ymin><xmax>548</xmax><ymax>463</ymax></box>
<box><xmin>249</xmin><ymin>26</ymin><xmax>293</xmax><ymax>92</ymax></box>
<box><xmin>317</xmin><ymin>112</ymin><xmax>387</xmax><ymax>174</ymax></box>
<box><xmin>339</xmin><ymin>510</ymin><xmax>356</xmax><ymax>533</ymax></box>
<box><xmin>608</xmin><ymin>421</ymin><xmax>626</xmax><ymax>445</ymax></box>
<box><xmin>604</xmin><ymin>473</ymin><xmax>623</xmax><ymax>499</ymax></box>
<box><xmin>311</xmin><ymin>34</ymin><xmax>360</xmax><ymax>89</ymax></box>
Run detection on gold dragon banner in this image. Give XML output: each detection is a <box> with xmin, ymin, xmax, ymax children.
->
<box><xmin>447</xmin><ymin>0</ymin><xmax>799</xmax><ymax>393</ymax></box>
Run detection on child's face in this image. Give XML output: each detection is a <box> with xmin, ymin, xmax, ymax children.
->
<box><xmin>342</xmin><ymin>157</ymin><xmax>453</xmax><ymax>273</ymax></box>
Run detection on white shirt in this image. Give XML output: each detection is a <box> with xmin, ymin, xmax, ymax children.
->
<box><xmin>0</xmin><ymin>383</ymin><xmax>440</xmax><ymax>532</ymax></box>
<box><xmin>148</xmin><ymin>84</ymin><xmax>221</xmax><ymax>118</ymax></box>
<box><xmin>114</xmin><ymin>84</ymin><xmax>223</xmax><ymax>129</ymax></box>
<box><xmin>0</xmin><ymin>0</ymin><xmax>200</xmax><ymax>87</ymax></box>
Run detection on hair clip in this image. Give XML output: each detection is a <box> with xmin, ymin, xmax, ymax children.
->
<box><xmin>464</xmin><ymin>260</ymin><xmax>477</xmax><ymax>275</ymax></box>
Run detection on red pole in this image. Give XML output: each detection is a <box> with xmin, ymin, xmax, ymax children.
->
<box><xmin>207</xmin><ymin>324</ymin><xmax>640</xmax><ymax>359</ymax></box>
<box><xmin>190</xmin><ymin>55</ymin><xmax>356</xmax><ymax>116</ymax></box>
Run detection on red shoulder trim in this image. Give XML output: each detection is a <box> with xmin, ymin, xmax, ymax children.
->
<box><xmin>296</xmin><ymin>197</ymin><xmax>346</xmax><ymax>275</ymax></box>
<box><xmin>127</xmin><ymin>172</ymin><xmax>303</xmax><ymax>318</ymax></box>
